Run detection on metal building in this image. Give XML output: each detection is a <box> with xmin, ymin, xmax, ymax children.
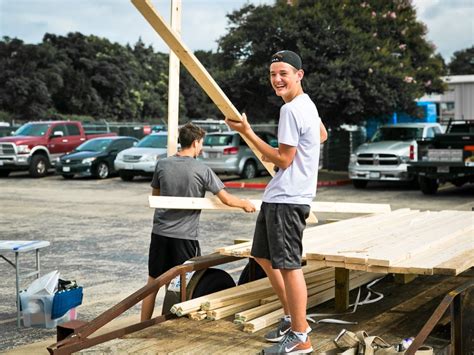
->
<box><xmin>418</xmin><ymin>75</ymin><xmax>474</xmax><ymax>123</ymax></box>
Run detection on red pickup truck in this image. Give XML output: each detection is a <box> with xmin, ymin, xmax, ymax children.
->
<box><xmin>0</xmin><ymin>121</ymin><xmax>116</xmax><ymax>177</ymax></box>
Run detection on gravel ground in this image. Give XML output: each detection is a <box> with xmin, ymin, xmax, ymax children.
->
<box><xmin>1</xmin><ymin>171</ymin><xmax>472</xmax><ymax>352</ymax></box>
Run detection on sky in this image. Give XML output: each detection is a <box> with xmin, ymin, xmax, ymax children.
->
<box><xmin>0</xmin><ymin>0</ymin><xmax>473</xmax><ymax>63</ymax></box>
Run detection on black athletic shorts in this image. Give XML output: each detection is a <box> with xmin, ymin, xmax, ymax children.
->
<box><xmin>148</xmin><ymin>233</ymin><xmax>201</xmax><ymax>278</ymax></box>
<box><xmin>250</xmin><ymin>202</ymin><xmax>310</xmax><ymax>269</ymax></box>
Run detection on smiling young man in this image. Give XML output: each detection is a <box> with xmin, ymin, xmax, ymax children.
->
<box><xmin>226</xmin><ymin>50</ymin><xmax>327</xmax><ymax>354</ymax></box>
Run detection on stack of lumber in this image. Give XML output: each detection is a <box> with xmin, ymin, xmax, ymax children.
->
<box><xmin>219</xmin><ymin>209</ymin><xmax>474</xmax><ymax>276</ymax></box>
<box><xmin>170</xmin><ymin>267</ymin><xmax>382</xmax><ymax>333</ymax></box>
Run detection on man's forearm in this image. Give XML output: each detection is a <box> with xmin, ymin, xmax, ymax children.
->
<box><xmin>243</xmin><ymin>130</ymin><xmax>292</xmax><ymax>169</ymax></box>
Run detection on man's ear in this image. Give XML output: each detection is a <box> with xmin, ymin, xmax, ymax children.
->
<box><xmin>297</xmin><ymin>69</ymin><xmax>304</xmax><ymax>81</ymax></box>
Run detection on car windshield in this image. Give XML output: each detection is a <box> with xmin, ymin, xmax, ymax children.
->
<box><xmin>371</xmin><ymin>127</ymin><xmax>423</xmax><ymax>142</ymax></box>
<box><xmin>204</xmin><ymin>135</ymin><xmax>233</xmax><ymax>146</ymax></box>
<box><xmin>14</xmin><ymin>123</ymin><xmax>51</xmax><ymax>137</ymax></box>
<box><xmin>76</xmin><ymin>138</ymin><xmax>113</xmax><ymax>152</ymax></box>
<box><xmin>137</xmin><ymin>134</ymin><xmax>167</xmax><ymax>148</ymax></box>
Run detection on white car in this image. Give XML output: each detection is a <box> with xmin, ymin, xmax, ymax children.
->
<box><xmin>348</xmin><ymin>123</ymin><xmax>444</xmax><ymax>188</ymax></box>
<box><xmin>114</xmin><ymin>132</ymin><xmax>167</xmax><ymax>181</ymax></box>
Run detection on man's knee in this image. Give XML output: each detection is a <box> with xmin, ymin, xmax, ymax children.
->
<box><xmin>254</xmin><ymin>257</ymin><xmax>271</xmax><ymax>268</ymax></box>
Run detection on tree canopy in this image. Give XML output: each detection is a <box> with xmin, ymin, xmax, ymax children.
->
<box><xmin>448</xmin><ymin>46</ymin><xmax>474</xmax><ymax>75</ymax></box>
<box><xmin>217</xmin><ymin>0</ymin><xmax>445</xmax><ymax>126</ymax></box>
<box><xmin>0</xmin><ymin>0</ymin><xmax>449</xmax><ymax>127</ymax></box>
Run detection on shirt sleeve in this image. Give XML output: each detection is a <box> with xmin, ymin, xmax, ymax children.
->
<box><xmin>204</xmin><ymin>166</ymin><xmax>225</xmax><ymax>194</ymax></box>
<box><xmin>278</xmin><ymin>105</ymin><xmax>300</xmax><ymax>147</ymax></box>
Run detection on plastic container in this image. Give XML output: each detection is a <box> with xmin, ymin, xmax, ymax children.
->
<box><xmin>20</xmin><ymin>292</ymin><xmax>76</xmax><ymax>328</ymax></box>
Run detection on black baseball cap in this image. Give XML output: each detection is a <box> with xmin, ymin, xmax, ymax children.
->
<box><xmin>270</xmin><ymin>50</ymin><xmax>302</xmax><ymax>70</ymax></box>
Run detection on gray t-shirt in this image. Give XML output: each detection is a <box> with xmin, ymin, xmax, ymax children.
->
<box><xmin>263</xmin><ymin>93</ymin><xmax>321</xmax><ymax>205</ymax></box>
<box><xmin>151</xmin><ymin>155</ymin><xmax>224</xmax><ymax>240</ymax></box>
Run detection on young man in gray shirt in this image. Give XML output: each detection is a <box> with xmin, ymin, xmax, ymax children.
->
<box><xmin>141</xmin><ymin>123</ymin><xmax>256</xmax><ymax>321</ymax></box>
<box><xmin>226</xmin><ymin>50</ymin><xmax>328</xmax><ymax>354</ymax></box>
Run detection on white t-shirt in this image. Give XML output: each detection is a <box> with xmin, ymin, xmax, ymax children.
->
<box><xmin>262</xmin><ymin>93</ymin><xmax>321</xmax><ymax>205</ymax></box>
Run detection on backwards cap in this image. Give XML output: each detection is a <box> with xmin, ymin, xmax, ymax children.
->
<box><xmin>270</xmin><ymin>50</ymin><xmax>302</xmax><ymax>70</ymax></box>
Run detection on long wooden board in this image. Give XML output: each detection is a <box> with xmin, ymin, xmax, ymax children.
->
<box><xmin>149</xmin><ymin>196</ymin><xmax>391</xmax><ymax>214</ymax></box>
<box><xmin>131</xmin><ymin>0</ymin><xmax>273</xmax><ymax>175</ymax></box>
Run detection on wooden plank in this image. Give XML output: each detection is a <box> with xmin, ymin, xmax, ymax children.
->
<box><xmin>319</xmin><ymin>210</ymin><xmax>437</xmax><ymax>264</ymax></box>
<box><xmin>166</xmin><ymin>0</ymin><xmax>181</xmax><ymax>157</ymax></box>
<box><xmin>394</xmin><ymin>273</ymin><xmax>418</xmax><ymax>284</ymax></box>
<box><xmin>131</xmin><ymin>0</ymin><xmax>274</xmax><ymax>175</ymax></box>
<box><xmin>243</xmin><ymin>272</ymin><xmax>381</xmax><ymax>333</ymax></box>
<box><xmin>335</xmin><ymin>268</ymin><xmax>350</xmax><ymax>312</ymax></box>
<box><xmin>434</xmin><ymin>249</ymin><xmax>474</xmax><ymax>275</ymax></box>
<box><xmin>149</xmin><ymin>196</ymin><xmax>319</xmax><ymax>224</ymax></box>
<box><xmin>207</xmin><ymin>299</ymin><xmax>261</xmax><ymax>320</ymax></box>
<box><xmin>366</xmin><ymin>211</ymin><xmax>471</xmax><ymax>266</ymax></box>
<box><xmin>304</xmin><ymin>209</ymin><xmax>420</xmax><ymax>260</ymax></box>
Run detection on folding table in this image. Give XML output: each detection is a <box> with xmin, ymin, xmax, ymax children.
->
<box><xmin>0</xmin><ymin>240</ymin><xmax>50</xmax><ymax>327</ymax></box>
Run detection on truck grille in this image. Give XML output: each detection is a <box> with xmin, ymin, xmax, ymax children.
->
<box><xmin>357</xmin><ymin>153</ymin><xmax>399</xmax><ymax>166</ymax></box>
<box><xmin>123</xmin><ymin>155</ymin><xmax>142</xmax><ymax>162</ymax></box>
<box><xmin>0</xmin><ymin>143</ymin><xmax>15</xmax><ymax>155</ymax></box>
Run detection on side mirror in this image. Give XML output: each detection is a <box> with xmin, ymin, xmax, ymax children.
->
<box><xmin>51</xmin><ymin>131</ymin><xmax>64</xmax><ymax>138</ymax></box>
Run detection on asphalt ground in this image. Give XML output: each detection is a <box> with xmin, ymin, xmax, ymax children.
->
<box><xmin>0</xmin><ymin>171</ymin><xmax>473</xmax><ymax>353</ymax></box>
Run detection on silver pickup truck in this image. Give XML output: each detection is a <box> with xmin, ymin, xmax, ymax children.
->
<box><xmin>348</xmin><ymin>123</ymin><xmax>444</xmax><ymax>188</ymax></box>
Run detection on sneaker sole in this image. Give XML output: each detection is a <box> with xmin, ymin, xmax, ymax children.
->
<box><xmin>265</xmin><ymin>335</ymin><xmax>286</xmax><ymax>343</ymax></box>
<box><xmin>265</xmin><ymin>327</ymin><xmax>312</xmax><ymax>343</ymax></box>
<box><xmin>287</xmin><ymin>346</ymin><xmax>313</xmax><ymax>354</ymax></box>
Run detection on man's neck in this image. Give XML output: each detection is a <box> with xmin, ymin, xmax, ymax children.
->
<box><xmin>283</xmin><ymin>88</ymin><xmax>304</xmax><ymax>103</ymax></box>
<box><xmin>176</xmin><ymin>148</ymin><xmax>195</xmax><ymax>158</ymax></box>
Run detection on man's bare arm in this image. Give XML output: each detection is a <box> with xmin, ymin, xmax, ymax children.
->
<box><xmin>216</xmin><ymin>189</ymin><xmax>256</xmax><ymax>213</ymax></box>
<box><xmin>320</xmin><ymin>122</ymin><xmax>328</xmax><ymax>143</ymax></box>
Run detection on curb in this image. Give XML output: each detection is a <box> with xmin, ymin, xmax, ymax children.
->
<box><xmin>224</xmin><ymin>179</ymin><xmax>351</xmax><ymax>189</ymax></box>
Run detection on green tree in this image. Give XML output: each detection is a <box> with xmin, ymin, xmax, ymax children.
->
<box><xmin>216</xmin><ymin>0</ymin><xmax>445</xmax><ymax>126</ymax></box>
<box><xmin>0</xmin><ymin>37</ymin><xmax>65</xmax><ymax>119</ymax></box>
<box><xmin>448</xmin><ymin>46</ymin><xmax>474</xmax><ymax>75</ymax></box>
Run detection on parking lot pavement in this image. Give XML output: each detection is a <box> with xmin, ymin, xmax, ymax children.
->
<box><xmin>0</xmin><ymin>173</ymin><xmax>472</xmax><ymax>352</ymax></box>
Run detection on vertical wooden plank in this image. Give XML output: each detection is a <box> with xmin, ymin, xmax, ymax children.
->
<box><xmin>394</xmin><ymin>273</ymin><xmax>418</xmax><ymax>284</ymax></box>
<box><xmin>335</xmin><ymin>267</ymin><xmax>349</xmax><ymax>312</ymax></box>
<box><xmin>451</xmin><ymin>294</ymin><xmax>463</xmax><ymax>355</ymax></box>
<box><xmin>167</xmin><ymin>0</ymin><xmax>181</xmax><ymax>156</ymax></box>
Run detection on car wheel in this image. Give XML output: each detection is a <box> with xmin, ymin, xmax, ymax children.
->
<box><xmin>419</xmin><ymin>176</ymin><xmax>438</xmax><ymax>195</ymax></box>
<box><xmin>29</xmin><ymin>155</ymin><xmax>49</xmax><ymax>178</ymax></box>
<box><xmin>352</xmin><ymin>179</ymin><xmax>368</xmax><ymax>189</ymax></box>
<box><xmin>119</xmin><ymin>170</ymin><xmax>134</xmax><ymax>181</ymax></box>
<box><xmin>0</xmin><ymin>170</ymin><xmax>10</xmax><ymax>178</ymax></box>
<box><xmin>62</xmin><ymin>174</ymin><xmax>74</xmax><ymax>179</ymax></box>
<box><xmin>241</xmin><ymin>160</ymin><xmax>257</xmax><ymax>179</ymax></box>
<box><xmin>94</xmin><ymin>162</ymin><xmax>109</xmax><ymax>179</ymax></box>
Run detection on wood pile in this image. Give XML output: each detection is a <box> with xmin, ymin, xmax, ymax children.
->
<box><xmin>219</xmin><ymin>209</ymin><xmax>474</xmax><ymax>276</ymax></box>
<box><xmin>170</xmin><ymin>267</ymin><xmax>382</xmax><ymax>333</ymax></box>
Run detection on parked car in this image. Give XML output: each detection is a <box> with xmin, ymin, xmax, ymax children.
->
<box><xmin>199</xmin><ymin>131</ymin><xmax>278</xmax><ymax>179</ymax></box>
<box><xmin>56</xmin><ymin>136</ymin><xmax>138</xmax><ymax>179</ymax></box>
<box><xmin>0</xmin><ymin>121</ymin><xmax>115</xmax><ymax>178</ymax></box>
<box><xmin>348</xmin><ymin>123</ymin><xmax>444</xmax><ymax>188</ymax></box>
<box><xmin>191</xmin><ymin>119</ymin><xmax>231</xmax><ymax>133</ymax></box>
<box><xmin>114</xmin><ymin>132</ymin><xmax>168</xmax><ymax>181</ymax></box>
